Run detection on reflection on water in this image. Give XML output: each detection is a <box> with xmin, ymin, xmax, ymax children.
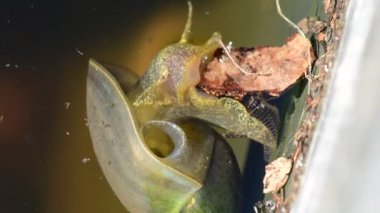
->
<box><xmin>0</xmin><ymin>0</ymin><xmax>310</xmax><ymax>212</ymax></box>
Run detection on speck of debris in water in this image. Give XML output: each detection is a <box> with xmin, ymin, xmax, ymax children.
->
<box><xmin>75</xmin><ymin>48</ymin><xmax>84</xmax><ymax>56</ymax></box>
<box><xmin>81</xmin><ymin>158</ymin><xmax>91</xmax><ymax>164</ymax></box>
<box><xmin>64</xmin><ymin>102</ymin><xmax>71</xmax><ymax>109</ymax></box>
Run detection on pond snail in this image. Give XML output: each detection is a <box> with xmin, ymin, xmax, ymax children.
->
<box><xmin>86</xmin><ymin>2</ymin><xmax>278</xmax><ymax>212</ymax></box>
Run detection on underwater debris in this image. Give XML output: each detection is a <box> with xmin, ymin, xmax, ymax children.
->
<box><xmin>198</xmin><ymin>33</ymin><xmax>315</xmax><ymax>98</ymax></box>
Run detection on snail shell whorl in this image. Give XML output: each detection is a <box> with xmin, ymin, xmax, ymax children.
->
<box><xmin>86</xmin><ymin>60</ymin><xmax>241</xmax><ymax>212</ymax></box>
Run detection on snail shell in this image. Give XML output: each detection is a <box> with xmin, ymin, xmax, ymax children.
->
<box><xmin>86</xmin><ymin>60</ymin><xmax>242</xmax><ymax>212</ymax></box>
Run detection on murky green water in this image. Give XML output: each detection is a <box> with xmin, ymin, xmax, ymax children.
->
<box><xmin>0</xmin><ymin>0</ymin><xmax>311</xmax><ymax>212</ymax></box>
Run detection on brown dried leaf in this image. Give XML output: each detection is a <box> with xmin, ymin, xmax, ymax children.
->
<box><xmin>199</xmin><ymin>33</ymin><xmax>314</xmax><ymax>98</ymax></box>
<box><xmin>263</xmin><ymin>157</ymin><xmax>292</xmax><ymax>194</ymax></box>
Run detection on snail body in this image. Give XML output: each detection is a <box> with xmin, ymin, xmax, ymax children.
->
<box><xmin>127</xmin><ymin>3</ymin><xmax>277</xmax><ymax>148</ymax></box>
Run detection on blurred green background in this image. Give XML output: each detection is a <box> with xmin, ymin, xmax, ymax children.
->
<box><xmin>0</xmin><ymin>0</ymin><xmax>311</xmax><ymax>212</ymax></box>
